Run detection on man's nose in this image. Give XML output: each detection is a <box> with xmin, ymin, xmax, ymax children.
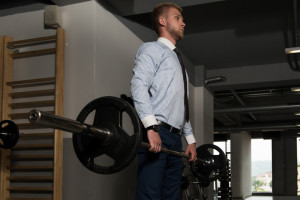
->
<box><xmin>181</xmin><ymin>21</ymin><xmax>186</xmax><ymax>27</ymax></box>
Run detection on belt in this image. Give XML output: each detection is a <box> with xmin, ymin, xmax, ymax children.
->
<box><xmin>157</xmin><ymin>120</ymin><xmax>182</xmax><ymax>135</ymax></box>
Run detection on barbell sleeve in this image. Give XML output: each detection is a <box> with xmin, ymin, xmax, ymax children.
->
<box><xmin>28</xmin><ymin>109</ymin><xmax>112</xmax><ymax>142</ymax></box>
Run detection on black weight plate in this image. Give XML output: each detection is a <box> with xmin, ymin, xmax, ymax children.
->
<box><xmin>0</xmin><ymin>120</ymin><xmax>19</xmax><ymax>149</ymax></box>
<box><xmin>73</xmin><ymin>96</ymin><xmax>142</xmax><ymax>174</ymax></box>
<box><xmin>180</xmin><ymin>176</ymin><xmax>189</xmax><ymax>190</ymax></box>
<box><xmin>190</xmin><ymin>144</ymin><xmax>226</xmax><ymax>183</ymax></box>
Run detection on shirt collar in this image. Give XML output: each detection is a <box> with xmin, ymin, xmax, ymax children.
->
<box><xmin>157</xmin><ymin>37</ymin><xmax>176</xmax><ymax>51</ymax></box>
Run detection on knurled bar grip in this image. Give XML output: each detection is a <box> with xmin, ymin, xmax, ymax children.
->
<box><xmin>142</xmin><ymin>142</ymin><xmax>211</xmax><ymax>166</ymax></box>
<box><xmin>141</xmin><ymin>142</ymin><xmax>190</xmax><ymax>159</ymax></box>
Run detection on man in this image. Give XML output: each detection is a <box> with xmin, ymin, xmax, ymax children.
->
<box><xmin>131</xmin><ymin>2</ymin><xmax>197</xmax><ymax>200</ymax></box>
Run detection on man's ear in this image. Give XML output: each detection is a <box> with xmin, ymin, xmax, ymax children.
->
<box><xmin>159</xmin><ymin>17</ymin><xmax>166</xmax><ymax>27</ymax></box>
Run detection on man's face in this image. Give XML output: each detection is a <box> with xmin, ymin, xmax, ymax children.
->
<box><xmin>165</xmin><ymin>7</ymin><xmax>185</xmax><ymax>41</ymax></box>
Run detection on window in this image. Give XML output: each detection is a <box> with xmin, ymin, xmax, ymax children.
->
<box><xmin>251</xmin><ymin>139</ymin><xmax>272</xmax><ymax>193</ymax></box>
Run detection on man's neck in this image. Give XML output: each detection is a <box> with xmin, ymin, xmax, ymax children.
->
<box><xmin>159</xmin><ymin>33</ymin><xmax>176</xmax><ymax>45</ymax></box>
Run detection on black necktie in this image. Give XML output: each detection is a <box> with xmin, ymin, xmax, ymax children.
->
<box><xmin>174</xmin><ymin>48</ymin><xmax>189</xmax><ymax>122</ymax></box>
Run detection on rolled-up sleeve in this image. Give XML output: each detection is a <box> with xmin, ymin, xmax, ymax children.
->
<box><xmin>182</xmin><ymin>122</ymin><xmax>196</xmax><ymax>144</ymax></box>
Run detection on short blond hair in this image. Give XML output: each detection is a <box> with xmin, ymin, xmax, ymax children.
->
<box><xmin>152</xmin><ymin>2</ymin><xmax>182</xmax><ymax>35</ymax></box>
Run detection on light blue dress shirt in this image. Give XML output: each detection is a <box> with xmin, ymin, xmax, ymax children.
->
<box><xmin>131</xmin><ymin>37</ymin><xmax>196</xmax><ymax>144</ymax></box>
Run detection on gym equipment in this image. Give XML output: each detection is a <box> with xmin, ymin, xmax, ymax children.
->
<box><xmin>0</xmin><ymin>120</ymin><xmax>19</xmax><ymax>149</ymax></box>
<box><xmin>190</xmin><ymin>144</ymin><xmax>226</xmax><ymax>182</ymax></box>
<box><xmin>1</xmin><ymin>96</ymin><xmax>226</xmax><ymax>182</ymax></box>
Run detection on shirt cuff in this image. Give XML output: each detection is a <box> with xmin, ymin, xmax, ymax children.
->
<box><xmin>185</xmin><ymin>134</ymin><xmax>196</xmax><ymax>145</ymax></box>
<box><xmin>141</xmin><ymin>115</ymin><xmax>158</xmax><ymax>128</ymax></box>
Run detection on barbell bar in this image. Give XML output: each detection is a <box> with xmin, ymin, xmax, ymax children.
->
<box><xmin>28</xmin><ymin>109</ymin><xmax>213</xmax><ymax>166</ymax></box>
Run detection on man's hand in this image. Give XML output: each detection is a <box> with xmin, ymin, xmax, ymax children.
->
<box><xmin>147</xmin><ymin>130</ymin><xmax>162</xmax><ymax>153</ymax></box>
<box><xmin>185</xmin><ymin>143</ymin><xmax>197</xmax><ymax>161</ymax></box>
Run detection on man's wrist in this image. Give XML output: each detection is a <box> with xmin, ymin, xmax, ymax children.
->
<box><xmin>146</xmin><ymin>125</ymin><xmax>159</xmax><ymax>132</ymax></box>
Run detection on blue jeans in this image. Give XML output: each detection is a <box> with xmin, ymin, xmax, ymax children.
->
<box><xmin>136</xmin><ymin>126</ymin><xmax>183</xmax><ymax>200</ymax></box>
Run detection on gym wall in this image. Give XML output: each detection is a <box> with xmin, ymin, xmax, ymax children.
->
<box><xmin>0</xmin><ymin>1</ymin><xmax>145</xmax><ymax>199</ymax></box>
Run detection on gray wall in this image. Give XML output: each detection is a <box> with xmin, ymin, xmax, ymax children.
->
<box><xmin>189</xmin><ymin>85</ymin><xmax>214</xmax><ymax>145</ymax></box>
<box><xmin>0</xmin><ymin>1</ymin><xmax>143</xmax><ymax>199</ymax></box>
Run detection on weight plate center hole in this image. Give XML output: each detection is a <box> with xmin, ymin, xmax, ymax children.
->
<box><xmin>121</xmin><ymin>112</ymin><xmax>134</xmax><ymax>136</ymax></box>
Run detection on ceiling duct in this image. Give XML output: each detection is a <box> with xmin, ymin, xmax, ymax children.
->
<box><xmin>230</xmin><ymin>89</ymin><xmax>256</xmax><ymax>121</ymax></box>
<box><xmin>215</xmin><ymin>123</ymin><xmax>300</xmax><ymax>133</ymax></box>
<box><xmin>205</xmin><ymin>76</ymin><xmax>226</xmax><ymax>85</ymax></box>
<box><xmin>215</xmin><ymin>104</ymin><xmax>300</xmax><ymax>114</ymax></box>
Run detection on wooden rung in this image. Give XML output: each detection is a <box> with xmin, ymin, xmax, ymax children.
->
<box><xmin>11</xmin><ymin>48</ymin><xmax>56</xmax><ymax>59</ymax></box>
<box><xmin>8</xmin><ymin>186</ymin><xmax>53</xmax><ymax>193</ymax></box>
<box><xmin>9</xmin><ymin>165</ymin><xmax>53</xmax><ymax>172</ymax></box>
<box><xmin>17</xmin><ymin>123</ymin><xmax>47</xmax><ymax>130</ymax></box>
<box><xmin>9</xmin><ymin>100</ymin><xmax>55</xmax><ymax>109</ymax></box>
<box><xmin>12</xmin><ymin>143</ymin><xmax>54</xmax><ymax>151</ymax></box>
<box><xmin>6</xmin><ymin>77</ymin><xmax>55</xmax><ymax>88</ymax></box>
<box><xmin>9</xmin><ymin>111</ymin><xmax>54</xmax><ymax>120</ymax></box>
<box><xmin>8</xmin><ymin>176</ymin><xmax>53</xmax><ymax>182</ymax></box>
<box><xmin>9</xmin><ymin>112</ymin><xmax>31</xmax><ymax>119</ymax></box>
<box><xmin>7</xmin><ymin>35</ymin><xmax>56</xmax><ymax>48</ymax></box>
<box><xmin>19</xmin><ymin>132</ymin><xmax>54</xmax><ymax>139</ymax></box>
<box><xmin>9</xmin><ymin>89</ymin><xmax>55</xmax><ymax>98</ymax></box>
<box><xmin>10</xmin><ymin>154</ymin><xmax>54</xmax><ymax>161</ymax></box>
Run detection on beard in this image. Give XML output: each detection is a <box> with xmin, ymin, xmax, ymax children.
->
<box><xmin>166</xmin><ymin>25</ymin><xmax>184</xmax><ymax>41</ymax></box>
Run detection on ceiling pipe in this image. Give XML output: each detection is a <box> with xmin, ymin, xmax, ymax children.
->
<box><xmin>205</xmin><ymin>76</ymin><xmax>226</xmax><ymax>85</ymax></box>
<box><xmin>215</xmin><ymin>124</ymin><xmax>300</xmax><ymax>132</ymax></box>
<box><xmin>214</xmin><ymin>98</ymin><xmax>237</xmax><ymax>126</ymax></box>
<box><xmin>215</xmin><ymin>104</ymin><xmax>300</xmax><ymax>114</ymax></box>
<box><xmin>215</xmin><ymin>87</ymin><xmax>300</xmax><ymax>98</ymax></box>
<box><xmin>230</xmin><ymin>89</ymin><xmax>257</xmax><ymax>121</ymax></box>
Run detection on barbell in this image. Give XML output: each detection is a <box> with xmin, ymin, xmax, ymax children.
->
<box><xmin>0</xmin><ymin>96</ymin><xmax>226</xmax><ymax>182</ymax></box>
